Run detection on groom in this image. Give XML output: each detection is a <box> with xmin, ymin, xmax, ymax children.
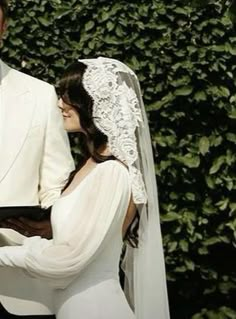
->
<box><xmin>0</xmin><ymin>0</ymin><xmax>74</xmax><ymax>317</ymax></box>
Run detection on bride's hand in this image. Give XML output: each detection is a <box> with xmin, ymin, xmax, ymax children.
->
<box><xmin>0</xmin><ymin>217</ymin><xmax>52</xmax><ymax>239</ymax></box>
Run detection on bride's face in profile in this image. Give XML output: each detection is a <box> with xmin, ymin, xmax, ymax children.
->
<box><xmin>58</xmin><ymin>98</ymin><xmax>84</xmax><ymax>133</ymax></box>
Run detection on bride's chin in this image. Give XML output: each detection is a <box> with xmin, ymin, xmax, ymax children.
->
<box><xmin>64</xmin><ymin>125</ymin><xmax>81</xmax><ymax>133</ymax></box>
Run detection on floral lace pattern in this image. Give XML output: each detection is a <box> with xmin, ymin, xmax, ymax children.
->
<box><xmin>80</xmin><ymin>57</ymin><xmax>147</xmax><ymax>204</ymax></box>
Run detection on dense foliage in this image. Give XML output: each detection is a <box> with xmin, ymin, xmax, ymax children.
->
<box><xmin>1</xmin><ymin>1</ymin><xmax>236</xmax><ymax>318</ymax></box>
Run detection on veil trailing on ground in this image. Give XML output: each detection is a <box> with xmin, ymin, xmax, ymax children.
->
<box><xmin>80</xmin><ymin>57</ymin><xmax>170</xmax><ymax>319</ymax></box>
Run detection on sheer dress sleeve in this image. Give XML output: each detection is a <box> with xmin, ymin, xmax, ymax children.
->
<box><xmin>0</xmin><ymin>161</ymin><xmax>131</xmax><ymax>289</ymax></box>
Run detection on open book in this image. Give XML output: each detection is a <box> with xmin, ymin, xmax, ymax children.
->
<box><xmin>0</xmin><ymin>206</ymin><xmax>51</xmax><ymax>221</ymax></box>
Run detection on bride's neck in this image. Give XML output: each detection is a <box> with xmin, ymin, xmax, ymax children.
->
<box><xmin>85</xmin><ymin>145</ymin><xmax>112</xmax><ymax>165</ymax></box>
<box><xmin>97</xmin><ymin>144</ymin><xmax>111</xmax><ymax>156</ymax></box>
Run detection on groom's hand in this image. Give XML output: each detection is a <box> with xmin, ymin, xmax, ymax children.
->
<box><xmin>0</xmin><ymin>217</ymin><xmax>52</xmax><ymax>239</ymax></box>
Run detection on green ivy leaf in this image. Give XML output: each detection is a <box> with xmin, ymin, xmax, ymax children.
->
<box><xmin>85</xmin><ymin>21</ymin><xmax>95</xmax><ymax>31</ymax></box>
<box><xmin>209</xmin><ymin>156</ymin><xmax>225</xmax><ymax>174</ymax></box>
<box><xmin>199</xmin><ymin>137</ymin><xmax>210</xmax><ymax>155</ymax></box>
<box><xmin>174</xmin><ymin>86</ymin><xmax>193</xmax><ymax>96</ymax></box>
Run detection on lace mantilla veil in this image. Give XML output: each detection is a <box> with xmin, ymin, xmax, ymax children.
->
<box><xmin>80</xmin><ymin>57</ymin><xmax>170</xmax><ymax>319</ymax></box>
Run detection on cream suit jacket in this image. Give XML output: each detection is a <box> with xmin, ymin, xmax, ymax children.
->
<box><xmin>0</xmin><ymin>60</ymin><xmax>75</xmax><ymax>315</ymax></box>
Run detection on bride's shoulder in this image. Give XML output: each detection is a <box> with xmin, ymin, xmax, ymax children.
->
<box><xmin>96</xmin><ymin>160</ymin><xmax>129</xmax><ymax>177</ymax></box>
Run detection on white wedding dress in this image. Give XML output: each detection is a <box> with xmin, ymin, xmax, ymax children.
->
<box><xmin>0</xmin><ymin>160</ymin><xmax>135</xmax><ymax>319</ymax></box>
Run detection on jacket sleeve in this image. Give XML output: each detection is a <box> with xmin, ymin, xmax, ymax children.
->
<box><xmin>0</xmin><ymin>162</ymin><xmax>131</xmax><ymax>288</ymax></box>
<box><xmin>38</xmin><ymin>86</ymin><xmax>75</xmax><ymax>208</ymax></box>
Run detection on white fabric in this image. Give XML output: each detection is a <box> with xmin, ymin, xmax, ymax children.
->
<box><xmin>81</xmin><ymin>58</ymin><xmax>170</xmax><ymax>319</ymax></box>
<box><xmin>0</xmin><ymin>60</ymin><xmax>75</xmax><ymax>314</ymax></box>
<box><xmin>0</xmin><ymin>60</ymin><xmax>74</xmax><ymax>207</ymax></box>
<box><xmin>121</xmin><ymin>69</ymin><xmax>170</xmax><ymax>319</ymax></box>
<box><xmin>0</xmin><ymin>62</ymin><xmax>5</xmax><ymax>152</ymax></box>
<box><xmin>0</xmin><ymin>57</ymin><xmax>170</xmax><ymax>319</ymax></box>
<box><xmin>81</xmin><ymin>58</ymin><xmax>147</xmax><ymax>204</ymax></box>
<box><xmin>0</xmin><ymin>63</ymin><xmax>2</xmax><ymax>149</ymax></box>
<box><xmin>0</xmin><ymin>161</ymin><xmax>135</xmax><ymax>318</ymax></box>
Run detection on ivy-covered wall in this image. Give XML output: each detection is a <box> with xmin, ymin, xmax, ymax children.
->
<box><xmin>1</xmin><ymin>1</ymin><xmax>236</xmax><ymax>318</ymax></box>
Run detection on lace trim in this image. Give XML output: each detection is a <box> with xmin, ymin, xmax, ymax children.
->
<box><xmin>81</xmin><ymin>57</ymin><xmax>147</xmax><ymax>204</ymax></box>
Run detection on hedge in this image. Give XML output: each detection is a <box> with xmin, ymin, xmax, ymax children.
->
<box><xmin>1</xmin><ymin>1</ymin><xmax>236</xmax><ymax>318</ymax></box>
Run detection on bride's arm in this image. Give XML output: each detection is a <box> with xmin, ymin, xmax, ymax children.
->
<box><xmin>0</xmin><ymin>228</ymin><xmax>26</xmax><ymax>247</ymax></box>
<box><xmin>0</xmin><ymin>162</ymin><xmax>131</xmax><ymax>288</ymax></box>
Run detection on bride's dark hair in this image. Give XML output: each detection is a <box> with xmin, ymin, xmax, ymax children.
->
<box><xmin>58</xmin><ymin>61</ymin><xmax>139</xmax><ymax>247</ymax></box>
<box><xmin>58</xmin><ymin>61</ymin><xmax>113</xmax><ymax>164</ymax></box>
<box><xmin>0</xmin><ymin>0</ymin><xmax>9</xmax><ymax>21</ymax></box>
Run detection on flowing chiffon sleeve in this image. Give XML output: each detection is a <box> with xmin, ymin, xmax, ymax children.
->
<box><xmin>0</xmin><ymin>161</ymin><xmax>131</xmax><ymax>289</ymax></box>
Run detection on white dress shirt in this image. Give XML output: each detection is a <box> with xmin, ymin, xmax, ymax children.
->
<box><xmin>0</xmin><ymin>63</ymin><xmax>4</xmax><ymax>151</ymax></box>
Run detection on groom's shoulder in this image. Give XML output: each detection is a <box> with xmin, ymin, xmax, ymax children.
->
<box><xmin>12</xmin><ymin>67</ymin><xmax>53</xmax><ymax>92</ymax></box>
<box><xmin>1</xmin><ymin>61</ymin><xmax>51</xmax><ymax>90</ymax></box>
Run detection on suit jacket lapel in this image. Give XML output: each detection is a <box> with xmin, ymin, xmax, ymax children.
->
<box><xmin>0</xmin><ymin>61</ymin><xmax>35</xmax><ymax>183</ymax></box>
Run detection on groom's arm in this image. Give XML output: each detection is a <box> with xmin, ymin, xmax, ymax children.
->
<box><xmin>20</xmin><ymin>86</ymin><xmax>75</xmax><ymax>238</ymax></box>
<box><xmin>38</xmin><ymin>86</ymin><xmax>74</xmax><ymax>208</ymax></box>
<box><xmin>0</xmin><ymin>87</ymin><xmax>75</xmax><ymax>239</ymax></box>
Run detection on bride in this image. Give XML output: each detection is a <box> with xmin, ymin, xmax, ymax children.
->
<box><xmin>0</xmin><ymin>57</ymin><xmax>170</xmax><ymax>319</ymax></box>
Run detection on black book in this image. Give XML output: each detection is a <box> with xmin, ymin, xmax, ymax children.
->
<box><xmin>0</xmin><ymin>206</ymin><xmax>51</xmax><ymax>221</ymax></box>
